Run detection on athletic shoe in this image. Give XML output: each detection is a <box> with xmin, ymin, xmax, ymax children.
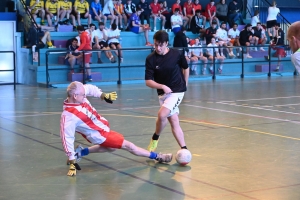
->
<box><xmin>155</xmin><ymin>153</ymin><xmax>173</xmax><ymax>163</ymax></box>
<box><xmin>110</xmin><ymin>57</ymin><xmax>116</xmax><ymax>63</ymax></box>
<box><xmin>260</xmin><ymin>47</ymin><xmax>265</xmax><ymax>51</ymax></box>
<box><xmin>48</xmin><ymin>45</ymin><xmax>56</xmax><ymax>49</ymax></box>
<box><xmin>202</xmin><ymin>68</ymin><xmax>206</xmax><ymax>75</ymax></box>
<box><xmin>120</xmin><ymin>57</ymin><xmax>123</xmax><ymax>63</ymax></box>
<box><xmin>209</xmin><ymin>69</ymin><xmax>213</xmax><ymax>74</ymax></box>
<box><xmin>87</xmin><ymin>75</ymin><xmax>92</xmax><ymax>82</ymax></box>
<box><xmin>246</xmin><ymin>54</ymin><xmax>252</xmax><ymax>58</ymax></box>
<box><xmin>274</xmin><ymin>66</ymin><xmax>280</xmax><ymax>71</ymax></box>
<box><xmin>147</xmin><ymin>139</ymin><xmax>159</xmax><ymax>152</ymax></box>
<box><xmin>254</xmin><ymin>47</ymin><xmax>258</xmax><ymax>51</ymax></box>
<box><xmin>218</xmin><ymin>68</ymin><xmax>222</xmax><ymax>74</ymax></box>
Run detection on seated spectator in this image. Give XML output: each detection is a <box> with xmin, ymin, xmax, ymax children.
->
<box><xmin>173</xmin><ymin>26</ymin><xmax>188</xmax><ymax>48</ymax></box>
<box><xmin>239</xmin><ymin>24</ymin><xmax>255</xmax><ymax>58</ymax></box>
<box><xmin>90</xmin><ymin>0</ymin><xmax>107</xmax><ymax>26</ymax></box>
<box><xmin>271</xmin><ymin>23</ymin><xmax>286</xmax><ymax>71</ymax></box>
<box><xmin>252</xmin><ymin>22</ymin><xmax>266</xmax><ymax>51</ymax></box>
<box><xmin>138</xmin><ymin>0</ymin><xmax>151</xmax><ymax>27</ymax></box>
<box><xmin>107</xmin><ymin>23</ymin><xmax>123</xmax><ymax>62</ymax></box>
<box><xmin>228</xmin><ymin>0</ymin><xmax>244</xmax><ymax>28</ymax></box>
<box><xmin>129</xmin><ymin>8</ymin><xmax>152</xmax><ymax>46</ymax></box>
<box><xmin>65</xmin><ymin>38</ymin><xmax>82</xmax><ymax>73</ymax></box>
<box><xmin>172</xmin><ymin>0</ymin><xmax>189</xmax><ymax>28</ymax></box>
<box><xmin>23</xmin><ymin>30</ymin><xmax>55</xmax><ymax>49</ymax></box>
<box><xmin>251</xmin><ymin>10</ymin><xmax>260</xmax><ymax>27</ymax></box>
<box><xmin>92</xmin><ymin>22</ymin><xmax>116</xmax><ymax>63</ymax></box>
<box><xmin>190</xmin><ymin>9</ymin><xmax>206</xmax><ymax>35</ymax></box>
<box><xmin>191</xmin><ymin>38</ymin><xmax>208</xmax><ymax>75</ymax></box>
<box><xmin>124</xmin><ymin>0</ymin><xmax>136</xmax><ymax>18</ymax></box>
<box><xmin>72</xmin><ymin>0</ymin><xmax>92</xmax><ymax>26</ymax></box>
<box><xmin>45</xmin><ymin>0</ymin><xmax>59</xmax><ymax>27</ymax></box>
<box><xmin>150</xmin><ymin>0</ymin><xmax>166</xmax><ymax>31</ymax></box>
<box><xmin>205</xmin><ymin>21</ymin><xmax>218</xmax><ymax>45</ymax></box>
<box><xmin>183</xmin><ymin>0</ymin><xmax>195</xmax><ymax>30</ymax></box>
<box><xmin>204</xmin><ymin>0</ymin><xmax>219</xmax><ymax>27</ymax></box>
<box><xmin>159</xmin><ymin>1</ymin><xmax>172</xmax><ymax>32</ymax></box>
<box><xmin>114</xmin><ymin>0</ymin><xmax>127</xmax><ymax>30</ymax></box>
<box><xmin>228</xmin><ymin>23</ymin><xmax>241</xmax><ymax>57</ymax></box>
<box><xmin>29</xmin><ymin>0</ymin><xmax>45</xmax><ymax>25</ymax></box>
<box><xmin>185</xmin><ymin>37</ymin><xmax>198</xmax><ymax>74</ymax></box>
<box><xmin>193</xmin><ymin>0</ymin><xmax>202</xmax><ymax>14</ymax></box>
<box><xmin>205</xmin><ymin>36</ymin><xmax>225</xmax><ymax>74</ymax></box>
<box><xmin>216</xmin><ymin>0</ymin><xmax>228</xmax><ymax>24</ymax></box>
<box><xmin>102</xmin><ymin>0</ymin><xmax>118</xmax><ymax>28</ymax></box>
<box><xmin>171</xmin><ymin>8</ymin><xmax>183</xmax><ymax>34</ymax></box>
<box><xmin>216</xmin><ymin>21</ymin><xmax>235</xmax><ymax>57</ymax></box>
<box><xmin>57</xmin><ymin>0</ymin><xmax>72</xmax><ymax>25</ymax></box>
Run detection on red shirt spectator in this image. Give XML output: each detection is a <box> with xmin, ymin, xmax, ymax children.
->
<box><xmin>205</xmin><ymin>2</ymin><xmax>216</xmax><ymax>19</ymax></box>
<box><xmin>194</xmin><ymin>3</ymin><xmax>202</xmax><ymax>11</ymax></box>
<box><xmin>183</xmin><ymin>1</ymin><xmax>194</xmax><ymax>16</ymax></box>
<box><xmin>172</xmin><ymin>3</ymin><xmax>182</xmax><ymax>14</ymax></box>
<box><xmin>150</xmin><ymin>2</ymin><xmax>160</xmax><ymax>14</ymax></box>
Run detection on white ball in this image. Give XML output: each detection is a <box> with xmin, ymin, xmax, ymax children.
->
<box><xmin>175</xmin><ymin>149</ymin><xmax>192</xmax><ymax>166</ymax></box>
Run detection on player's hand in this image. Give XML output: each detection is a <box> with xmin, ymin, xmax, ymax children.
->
<box><xmin>162</xmin><ymin>85</ymin><xmax>172</xmax><ymax>94</ymax></box>
<box><xmin>67</xmin><ymin>160</ymin><xmax>81</xmax><ymax>177</ymax></box>
<box><xmin>101</xmin><ymin>91</ymin><xmax>118</xmax><ymax>104</ymax></box>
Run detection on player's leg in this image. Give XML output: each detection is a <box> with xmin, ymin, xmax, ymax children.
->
<box><xmin>168</xmin><ymin>113</ymin><xmax>186</xmax><ymax>149</ymax></box>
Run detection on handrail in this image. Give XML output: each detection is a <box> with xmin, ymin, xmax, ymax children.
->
<box><xmin>44</xmin><ymin>45</ymin><xmax>293</xmax><ymax>87</ymax></box>
<box><xmin>0</xmin><ymin>51</ymin><xmax>16</xmax><ymax>90</ymax></box>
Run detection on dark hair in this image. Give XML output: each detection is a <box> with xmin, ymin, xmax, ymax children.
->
<box><xmin>221</xmin><ymin>21</ymin><xmax>226</xmax><ymax>26</ymax></box>
<box><xmin>111</xmin><ymin>23</ymin><xmax>117</xmax><ymax>30</ymax></box>
<box><xmin>195</xmin><ymin>9</ymin><xmax>201</xmax><ymax>13</ymax></box>
<box><xmin>99</xmin><ymin>22</ymin><xmax>104</xmax><ymax>26</ymax></box>
<box><xmin>254</xmin><ymin>10</ymin><xmax>259</xmax><ymax>16</ymax></box>
<box><xmin>174</xmin><ymin>8</ymin><xmax>180</xmax><ymax>12</ymax></box>
<box><xmin>77</xmin><ymin>25</ymin><xmax>85</xmax><ymax>31</ymax></box>
<box><xmin>153</xmin><ymin>30</ymin><xmax>169</xmax><ymax>43</ymax></box>
<box><xmin>245</xmin><ymin>24</ymin><xmax>252</xmax><ymax>28</ymax></box>
<box><xmin>72</xmin><ymin>38</ymin><xmax>78</xmax><ymax>42</ymax></box>
<box><xmin>210</xmin><ymin>0</ymin><xmax>214</xmax><ymax>2</ymax></box>
<box><xmin>233</xmin><ymin>23</ymin><xmax>238</xmax><ymax>26</ymax></box>
<box><xmin>275</xmin><ymin>22</ymin><xmax>280</xmax><ymax>27</ymax></box>
<box><xmin>257</xmin><ymin>22</ymin><xmax>261</xmax><ymax>25</ymax></box>
<box><xmin>136</xmin><ymin>8</ymin><xmax>142</xmax><ymax>12</ymax></box>
<box><xmin>90</xmin><ymin>23</ymin><xmax>96</xmax><ymax>28</ymax></box>
<box><xmin>212</xmin><ymin>21</ymin><xmax>217</xmax><ymax>25</ymax></box>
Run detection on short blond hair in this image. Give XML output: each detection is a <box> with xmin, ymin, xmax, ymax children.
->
<box><xmin>67</xmin><ymin>81</ymin><xmax>83</xmax><ymax>97</ymax></box>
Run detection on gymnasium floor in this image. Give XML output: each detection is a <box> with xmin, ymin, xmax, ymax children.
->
<box><xmin>1</xmin><ymin>76</ymin><xmax>300</xmax><ymax>200</ymax></box>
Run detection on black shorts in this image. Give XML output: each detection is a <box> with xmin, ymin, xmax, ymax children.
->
<box><xmin>266</xmin><ymin>20</ymin><xmax>277</xmax><ymax>28</ymax></box>
<box><xmin>93</xmin><ymin>41</ymin><xmax>108</xmax><ymax>49</ymax></box>
<box><xmin>109</xmin><ymin>42</ymin><xmax>120</xmax><ymax>48</ymax></box>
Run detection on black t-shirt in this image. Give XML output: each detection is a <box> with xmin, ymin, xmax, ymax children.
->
<box><xmin>252</xmin><ymin>27</ymin><xmax>262</xmax><ymax>38</ymax></box>
<box><xmin>239</xmin><ymin>29</ymin><xmax>253</xmax><ymax>44</ymax></box>
<box><xmin>145</xmin><ymin>48</ymin><xmax>188</xmax><ymax>95</ymax></box>
<box><xmin>205</xmin><ymin>27</ymin><xmax>217</xmax><ymax>44</ymax></box>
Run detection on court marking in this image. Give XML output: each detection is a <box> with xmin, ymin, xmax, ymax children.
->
<box><xmin>218</xmin><ymin>95</ymin><xmax>300</xmax><ymax>102</ymax></box>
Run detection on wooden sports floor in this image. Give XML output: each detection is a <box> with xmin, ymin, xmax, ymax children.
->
<box><xmin>1</xmin><ymin>76</ymin><xmax>300</xmax><ymax>200</ymax></box>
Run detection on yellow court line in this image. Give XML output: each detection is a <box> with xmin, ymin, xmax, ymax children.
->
<box><xmin>104</xmin><ymin>114</ymin><xmax>300</xmax><ymax>141</ymax></box>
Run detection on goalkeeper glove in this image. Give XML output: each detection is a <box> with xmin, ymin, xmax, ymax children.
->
<box><xmin>101</xmin><ymin>91</ymin><xmax>118</xmax><ymax>104</ymax></box>
<box><xmin>67</xmin><ymin>160</ymin><xmax>81</xmax><ymax>177</ymax></box>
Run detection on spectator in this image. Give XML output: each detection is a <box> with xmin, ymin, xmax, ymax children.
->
<box><xmin>65</xmin><ymin>38</ymin><xmax>82</xmax><ymax>74</ymax></box>
<box><xmin>92</xmin><ymin>22</ymin><xmax>116</xmax><ymax>63</ymax></box>
<box><xmin>90</xmin><ymin>0</ymin><xmax>107</xmax><ymax>26</ymax></box>
<box><xmin>75</xmin><ymin>26</ymin><xmax>93</xmax><ymax>82</ymax></box>
<box><xmin>107</xmin><ymin>23</ymin><xmax>123</xmax><ymax>62</ymax></box>
<box><xmin>228</xmin><ymin>23</ymin><xmax>241</xmax><ymax>57</ymax></box>
<box><xmin>252</xmin><ymin>22</ymin><xmax>266</xmax><ymax>51</ymax></box>
<box><xmin>102</xmin><ymin>0</ymin><xmax>118</xmax><ymax>28</ymax></box>
<box><xmin>216</xmin><ymin>21</ymin><xmax>235</xmax><ymax>57</ymax></box>
<box><xmin>159</xmin><ymin>1</ymin><xmax>172</xmax><ymax>32</ymax></box>
<box><xmin>172</xmin><ymin>0</ymin><xmax>189</xmax><ymax>28</ymax></box>
<box><xmin>272</xmin><ymin>23</ymin><xmax>285</xmax><ymax>71</ymax></box>
<box><xmin>128</xmin><ymin>8</ymin><xmax>153</xmax><ymax>46</ymax></box>
<box><xmin>114</xmin><ymin>0</ymin><xmax>127</xmax><ymax>30</ymax></box>
<box><xmin>138</xmin><ymin>0</ymin><xmax>151</xmax><ymax>27</ymax></box>
<box><xmin>228</xmin><ymin>0</ymin><xmax>244</xmax><ymax>28</ymax></box>
<box><xmin>205</xmin><ymin>20</ymin><xmax>218</xmax><ymax>45</ymax></box>
<box><xmin>239</xmin><ymin>24</ymin><xmax>255</xmax><ymax>58</ymax></box>
<box><xmin>150</xmin><ymin>0</ymin><xmax>166</xmax><ymax>31</ymax></box>
<box><xmin>251</xmin><ymin>10</ymin><xmax>260</xmax><ymax>27</ymax></box>
<box><xmin>124</xmin><ymin>0</ymin><xmax>136</xmax><ymax>18</ymax></box>
<box><xmin>204</xmin><ymin>0</ymin><xmax>219</xmax><ymax>27</ymax></box>
<box><xmin>173</xmin><ymin>27</ymin><xmax>188</xmax><ymax>48</ymax></box>
<box><xmin>266</xmin><ymin>1</ymin><xmax>280</xmax><ymax>40</ymax></box>
<box><xmin>205</xmin><ymin>36</ymin><xmax>225</xmax><ymax>74</ymax></box>
<box><xmin>45</xmin><ymin>0</ymin><xmax>59</xmax><ymax>27</ymax></box>
<box><xmin>57</xmin><ymin>0</ymin><xmax>72</xmax><ymax>25</ymax></box>
<box><xmin>193</xmin><ymin>0</ymin><xmax>202</xmax><ymax>14</ymax></box>
<box><xmin>171</xmin><ymin>8</ymin><xmax>183</xmax><ymax>34</ymax></box>
<box><xmin>29</xmin><ymin>0</ymin><xmax>45</xmax><ymax>25</ymax></box>
<box><xmin>72</xmin><ymin>0</ymin><xmax>92</xmax><ymax>26</ymax></box>
<box><xmin>190</xmin><ymin>9</ymin><xmax>206</xmax><ymax>36</ymax></box>
<box><xmin>216</xmin><ymin>0</ymin><xmax>228</xmax><ymax>24</ymax></box>
<box><xmin>191</xmin><ymin>38</ymin><xmax>208</xmax><ymax>74</ymax></box>
<box><xmin>183</xmin><ymin>0</ymin><xmax>194</xmax><ymax>30</ymax></box>
<box><xmin>185</xmin><ymin>37</ymin><xmax>198</xmax><ymax>74</ymax></box>
<box><xmin>23</xmin><ymin>30</ymin><xmax>55</xmax><ymax>49</ymax></box>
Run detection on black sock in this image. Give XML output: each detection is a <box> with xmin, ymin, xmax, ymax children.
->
<box><xmin>152</xmin><ymin>133</ymin><xmax>160</xmax><ymax>140</ymax></box>
<box><xmin>181</xmin><ymin>146</ymin><xmax>187</xmax><ymax>149</ymax></box>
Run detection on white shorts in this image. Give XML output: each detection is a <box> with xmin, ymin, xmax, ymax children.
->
<box><xmin>158</xmin><ymin>92</ymin><xmax>184</xmax><ymax>117</ymax></box>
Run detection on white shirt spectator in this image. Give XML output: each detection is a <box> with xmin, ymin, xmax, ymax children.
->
<box><xmin>103</xmin><ymin>0</ymin><xmax>114</xmax><ymax>15</ymax></box>
<box><xmin>266</xmin><ymin>7</ymin><xmax>280</xmax><ymax>21</ymax></box>
<box><xmin>228</xmin><ymin>28</ymin><xmax>240</xmax><ymax>39</ymax></box>
<box><xmin>92</xmin><ymin>29</ymin><xmax>108</xmax><ymax>43</ymax></box>
<box><xmin>107</xmin><ymin>29</ymin><xmax>120</xmax><ymax>44</ymax></box>
<box><xmin>171</xmin><ymin>15</ymin><xmax>182</xmax><ymax>29</ymax></box>
<box><xmin>191</xmin><ymin>44</ymin><xmax>203</xmax><ymax>56</ymax></box>
<box><xmin>206</xmin><ymin>43</ymin><xmax>218</xmax><ymax>55</ymax></box>
<box><xmin>216</xmin><ymin>28</ymin><xmax>229</xmax><ymax>41</ymax></box>
<box><xmin>251</xmin><ymin>15</ymin><xmax>260</xmax><ymax>27</ymax></box>
<box><xmin>76</xmin><ymin>36</ymin><xmax>81</xmax><ymax>46</ymax></box>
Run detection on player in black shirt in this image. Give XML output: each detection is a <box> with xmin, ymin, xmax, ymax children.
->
<box><xmin>239</xmin><ymin>24</ymin><xmax>256</xmax><ymax>58</ymax></box>
<box><xmin>145</xmin><ymin>30</ymin><xmax>189</xmax><ymax>152</ymax></box>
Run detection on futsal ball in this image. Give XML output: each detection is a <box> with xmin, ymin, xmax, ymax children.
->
<box><xmin>175</xmin><ymin>149</ymin><xmax>192</xmax><ymax>166</ymax></box>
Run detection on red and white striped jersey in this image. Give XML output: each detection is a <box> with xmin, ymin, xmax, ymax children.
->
<box><xmin>60</xmin><ymin>84</ymin><xmax>110</xmax><ymax>160</ymax></box>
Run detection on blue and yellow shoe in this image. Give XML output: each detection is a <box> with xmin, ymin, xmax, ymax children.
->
<box><xmin>147</xmin><ymin>139</ymin><xmax>159</xmax><ymax>152</ymax></box>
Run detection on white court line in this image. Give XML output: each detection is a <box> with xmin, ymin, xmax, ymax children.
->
<box><xmin>217</xmin><ymin>102</ymin><xmax>300</xmax><ymax>116</ymax></box>
<box><xmin>184</xmin><ymin>104</ymin><xmax>300</xmax><ymax>124</ymax></box>
<box><xmin>219</xmin><ymin>95</ymin><xmax>300</xmax><ymax>103</ymax></box>
<box><xmin>274</xmin><ymin>103</ymin><xmax>300</xmax><ymax>106</ymax></box>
